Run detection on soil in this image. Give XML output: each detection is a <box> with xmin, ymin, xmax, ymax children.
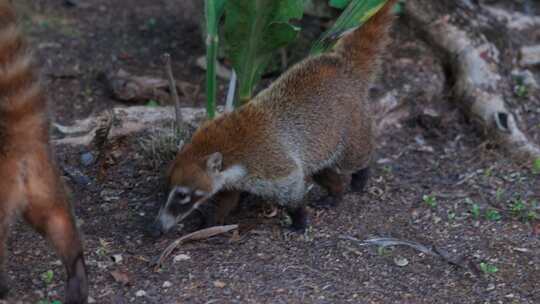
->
<box><xmin>3</xmin><ymin>0</ymin><xmax>540</xmax><ymax>303</ymax></box>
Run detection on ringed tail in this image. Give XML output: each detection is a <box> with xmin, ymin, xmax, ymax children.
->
<box><xmin>0</xmin><ymin>1</ymin><xmax>46</xmax><ymax>126</ymax></box>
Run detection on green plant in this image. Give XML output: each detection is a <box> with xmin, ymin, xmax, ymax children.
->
<box><xmin>509</xmin><ymin>198</ymin><xmax>526</xmax><ymax>216</ymax></box>
<box><xmin>41</xmin><ymin>270</ymin><xmax>54</xmax><ymax>285</ymax></box>
<box><xmin>203</xmin><ymin>0</ymin><xmax>392</xmax><ymax>116</ymax></box>
<box><xmin>479</xmin><ymin>262</ymin><xmax>498</xmax><ymax>274</ymax></box>
<box><xmin>311</xmin><ymin>0</ymin><xmax>388</xmax><ymax>54</ymax></box>
<box><xmin>470</xmin><ymin>203</ymin><xmax>481</xmax><ymax>219</ymax></box>
<box><xmin>204</xmin><ymin>0</ymin><xmax>227</xmax><ymax>118</ymax></box>
<box><xmin>532</xmin><ymin>158</ymin><xmax>540</xmax><ymax>175</ymax></box>
<box><xmin>485</xmin><ymin>209</ymin><xmax>501</xmax><ymax>221</ymax></box>
<box><xmin>224</xmin><ymin>0</ymin><xmax>304</xmax><ymax>107</ymax></box>
<box><xmin>422</xmin><ymin>194</ymin><xmax>437</xmax><ymax>208</ymax></box>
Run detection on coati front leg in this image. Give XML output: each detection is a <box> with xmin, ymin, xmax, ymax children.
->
<box><xmin>198</xmin><ymin>190</ymin><xmax>241</xmax><ymax>228</ymax></box>
<box><xmin>351</xmin><ymin>167</ymin><xmax>370</xmax><ymax>193</ymax></box>
<box><xmin>312</xmin><ymin>168</ymin><xmax>345</xmax><ymax>208</ymax></box>
<box><xmin>0</xmin><ymin>218</ymin><xmax>10</xmax><ymax>299</ymax></box>
<box><xmin>22</xmin><ymin>173</ymin><xmax>88</xmax><ymax>304</ymax></box>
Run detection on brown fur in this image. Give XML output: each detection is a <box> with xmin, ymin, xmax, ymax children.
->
<box><xmin>0</xmin><ymin>2</ymin><xmax>88</xmax><ymax>303</ymax></box>
<box><xmin>162</xmin><ymin>0</ymin><xmax>397</xmax><ymax>229</ymax></box>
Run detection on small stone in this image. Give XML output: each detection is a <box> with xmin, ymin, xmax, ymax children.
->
<box><xmin>135</xmin><ymin>290</ymin><xmax>146</xmax><ymax>297</ymax></box>
<box><xmin>213</xmin><ymin>280</ymin><xmax>226</xmax><ymax>288</ymax></box>
<box><xmin>394</xmin><ymin>256</ymin><xmax>409</xmax><ymax>267</ymax></box>
<box><xmin>80</xmin><ymin>152</ymin><xmax>95</xmax><ymax>166</ymax></box>
<box><xmin>173</xmin><ymin>254</ymin><xmax>191</xmax><ymax>262</ymax></box>
<box><xmin>162</xmin><ymin>281</ymin><xmax>173</xmax><ymax>288</ymax></box>
<box><xmin>111</xmin><ymin>254</ymin><xmax>123</xmax><ymax>264</ymax></box>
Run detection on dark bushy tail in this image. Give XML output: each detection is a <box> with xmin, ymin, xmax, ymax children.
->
<box><xmin>0</xmin><ymin>1</ymin><xmax>46</xmax><ymax>128</ymax></box>
<box><xmin>334</xmin><ymin>0</ymin><xmax>397</xmax><ymax>78</ymax></box>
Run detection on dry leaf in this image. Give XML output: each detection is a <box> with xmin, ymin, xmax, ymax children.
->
<box><xmin>110</xmin><ymin>270</ymin><xmax>130</xmax><ymax>285</ymax></box>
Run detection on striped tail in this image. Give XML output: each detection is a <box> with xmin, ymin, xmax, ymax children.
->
<box><xmin>0</xmin><ymin>1</ymin><xmax>47</xmax><ymax>134</ymax></box>
<box><xmin>334</xmin><ymin>0</ymin><xmax>398</xmax><ymax>79</ymax></box>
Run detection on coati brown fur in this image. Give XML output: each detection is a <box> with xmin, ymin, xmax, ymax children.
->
<box><xmin>0</xmin><ymin>1</ymin><xmax>88</xmax><ymax>303</ymax></box>
<box><xmin>153</xmin><ymin>0</ymin><xmax>397</xmax><ymax>234</ymax></box>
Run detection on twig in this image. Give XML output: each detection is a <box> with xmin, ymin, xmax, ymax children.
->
<box><xmin>154</xmin><ymin>224</ymin><xmax>238</xmax><ymax>271</ymax></box>
<box><xmin>341</xmin><ymin>236</ymin><xmax>466</xmax><ymax>268</ymax></box>
<box><xmin>163</xmin><ymin>53</ymin><xmax>183</xmax><ymax>130</ymax></box>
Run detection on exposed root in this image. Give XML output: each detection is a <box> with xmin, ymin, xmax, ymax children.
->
<box><xmin>53</xmin><ymin>106</ymin><xmax>208</xmax><ymax>146</ymax></box>
<box><xmin>406</xmin><ymin>1</ymin><xmax>540</xmax><ymax>162</ymax></box>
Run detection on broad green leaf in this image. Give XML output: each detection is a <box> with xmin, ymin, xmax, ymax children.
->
<box><xmin>330</xmin><ymin>0</ymin><xmax>351</xmax><ymax>9</ymax></box>
<box><xmin>311</xmin><ymin>0</ymin><xmax>391</xmax><ymax>55</ymax></box>
<box><xmin>224</xmin><ymin>0</ymin><xmax>303</xmax><ymax>106</ymax></box>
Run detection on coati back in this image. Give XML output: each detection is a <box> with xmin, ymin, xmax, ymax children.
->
<box><xmin>0</xmin><ymin>1</ymin><xmax>88</xmax><ymax>303</ymax></box>
<box><xmin>153</xmin><ymin>0</ymin><xmax>397</xmax><ymax>234</ymax></box>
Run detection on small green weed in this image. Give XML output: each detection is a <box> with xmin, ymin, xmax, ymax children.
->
<box><xmin>509</xmin><ymin>198</ymin><xmax>538</xmax><ymax>222</ymax></box>
<box><xmin>422</xmin><ymin>194</ymin><xmax>437</xmax><ymax>208</ymax></box>
<box><xmin>479</xmin><ymin>262</ymin><xmax>498</xmax><ymax>274</ymax></box>
<box><xmin>41</xmin><ymin>270</ymin><xmax>54</xmax><ymax>285</ymax></box>
<box><xmin>470</xmin><ymin>203</ymin><xmax>481</xmax><ymax>220</ymax></box>
<box><xmin>532</xmin><ymin>158</ymin><xmax>540</xmax><ymax>175</ymax></box>
<box><xmin>485</xmin><ymin>209</ymin><xmax>502</xmax><ymax>221</ymax></box>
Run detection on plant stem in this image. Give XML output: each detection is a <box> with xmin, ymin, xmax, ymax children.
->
<box><xmin>205</xmin><ymin>0</ymin><xmax>218</xmax><ymax>119</ymax></box>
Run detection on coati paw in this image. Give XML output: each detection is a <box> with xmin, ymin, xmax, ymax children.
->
<box><xmin>287</xmin><ymin>207</ymin><xmax>308</xmax><ymax>233</ymax></box>
<box><xmin>350</xmin><ymin>167</ymin><xmax>370</xmax><ymax>193</ymax></box>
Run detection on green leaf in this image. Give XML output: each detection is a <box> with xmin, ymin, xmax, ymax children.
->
<box><xmin>470</xmin><ymin>203</ymin><xmax>481</xmax><ymax>219</ymax></box>
<box><xmin>146</xmin><ymin>100</ymin><xmax>159</xmax><ymax>107</ymax></box>
<box><xmin>533</xmin><ymin>158</ymin><xmax>540</xmax><ymax>175</ymax></box>
<box><xmin>485</xmin><ymin>209</ymin><xmax>501</xmax><ymax>221</ymax></box>
<box><xmin>330</xmin><ymin>0</ymin><xmax>351</xmax><ymax>9</ymax></box>
<box><xmin>312</xmin><ymin>0</ymin><xmax>390</xmax><ymax>54</ymax></box>
<box><xmin>41</xmin><ymin>270</ymin><xmax>54</xmax><ymax>285</ymax></box>
<box><xmin>480</xmin><ymin>262</ymin><xmax>499</xmax><ymax>274</ymax></box>
<box><xmin>223</xmin><ymin>0</ymin><xmax>303</xmax><ymax>106</ymax></box>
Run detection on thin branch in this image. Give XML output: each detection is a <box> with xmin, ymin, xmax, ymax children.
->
<box><xmin>163</xmin><ymin>53</ymin><xmax>183</xmax><ymax>130</ymax></box>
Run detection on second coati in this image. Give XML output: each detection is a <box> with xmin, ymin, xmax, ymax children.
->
<box><xmin>153</xmin><ymin>0</ymin><xmax>397</xmax><ymax>234</ymax></box>
<box><xmin>0</xmin><ymin>1</ymin><xmax>88</xmax><ymax>303</ymax></box>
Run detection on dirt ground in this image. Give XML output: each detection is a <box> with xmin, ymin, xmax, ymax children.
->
<box><xmin>3</xmin><ymin>0</ymin><xmax>540</xmax><ymax>303</ymax></box>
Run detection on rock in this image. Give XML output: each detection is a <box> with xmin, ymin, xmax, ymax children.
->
<box><xmin>135</xmin><ymin>290</ymin><xmax>146</xmax><ymax>297</ymax></box>
<box><xmin>213</xmin><ymin>280</ymin><xmax>226</xmax><ymax>288</ymax></box>
<box><xmin>80</xmin><ymin>152</ymin><xmax>95</xmax><ymax>166</ymax></box>
<box><xmin>162</xmin><ymin>281</ymin><xmax>173</xmax><ymax>288</ymax></box>
<box><xmin>520</xmin><ymin>45</ymin><xmax>540</xmax><ymax>67</ymax></box>
<box><xmin>173</xmin><ymin>254</ymin><xmax>191</xmax><ymax>262</ymax></box>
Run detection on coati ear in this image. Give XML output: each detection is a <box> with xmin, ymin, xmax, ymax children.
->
<box><xmin>206</xmin><ymin>152</ymin><xmax>223</xmax><ymax>174</ymax></box>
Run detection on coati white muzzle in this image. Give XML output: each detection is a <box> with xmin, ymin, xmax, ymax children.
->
<box><xmin>152</xmin><ymin>186</ymin><xmax>210</xmax><ymax>236</ymax></box>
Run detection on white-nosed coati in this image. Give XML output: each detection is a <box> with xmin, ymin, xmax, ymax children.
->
<box><xmin>0</xmin><ymin>1</ymin><xmax>88</xmax><ymax>303</ymax></box>
<box><xmin>153</xmin><ymin>0</ymin><xmax>397</xmax><ymax>234</ymax></box>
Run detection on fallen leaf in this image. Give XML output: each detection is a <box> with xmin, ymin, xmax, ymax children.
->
<box><xmin>110</xmin><ymin>270</ymin><xmax>130</xmax><ymax>285</ymax></box>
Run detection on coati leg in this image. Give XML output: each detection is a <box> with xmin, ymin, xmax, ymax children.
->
<box><xmin>199</xmin><ymin>190</ymin><xmax>241</xmax><ymax>227</ymax></box>
<box><xmin>351</xmin><ymin>166</ymin><xmax>370</xmax><ymax>193</ymax></box>
<box><xmin>287</xmin><ymin>206</ymin><xmax>308</xmax><ymax>232</ymax></box>
<box><xmin>22</xmin><ymin>171</ymin><xmax>88</xmax><ymax>304</ymax></box>
<box><xmin>312</xmin><ymin>168</ymin><xmax>345</xmax><ymax>208</ymax></box>
<box><xmin>0</xmin><ymin>218</ymin><xmax>10</xmax><ymax>298</ymax></box>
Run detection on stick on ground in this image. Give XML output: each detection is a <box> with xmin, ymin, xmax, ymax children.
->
<box><xmin>154</xmin><ymin>224</ymin><xmax>239</xmax><ymax>271</ymax></box>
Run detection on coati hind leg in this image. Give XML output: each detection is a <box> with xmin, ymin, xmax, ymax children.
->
<box><xmin>22</xmin><ymin>165</ymin><xmax>88</xmax><ymax>304</ymax></box>
<box><xmin>312</xmin><ymin>168</ymin><xmax>345</xmax><ymax>208</ymax></box>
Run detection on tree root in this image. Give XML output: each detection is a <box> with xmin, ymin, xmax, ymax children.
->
<box><xmin>406</xmin><ymin>1</ymin><xmax>540</xmax><ymax>162</ymax></box>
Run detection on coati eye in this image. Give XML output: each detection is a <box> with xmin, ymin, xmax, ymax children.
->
<box><xmin>172</xmin><ymin>187</ymin><xmax>191</xmax><ymax>204</ymax></box>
